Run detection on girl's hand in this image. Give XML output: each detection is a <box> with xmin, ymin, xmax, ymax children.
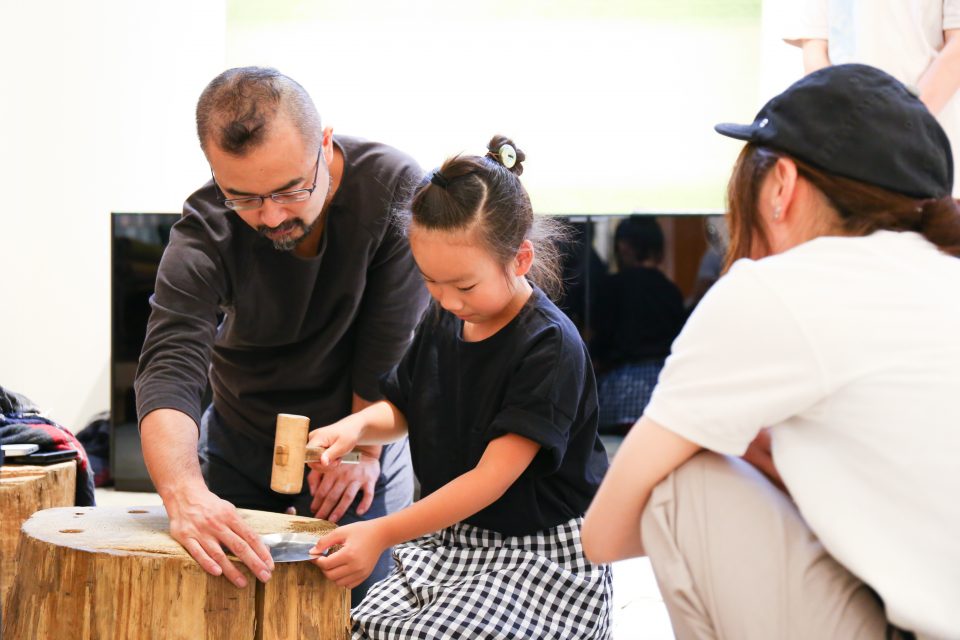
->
<box><xmin>307</xmin><ymin>416</ymin><xmax>363</xmax><ymax>467</ymax></box>
<box><xmin>311</xmin><ymin>521</ymin><xmax>388</xmax><ymax>589</ymax></box>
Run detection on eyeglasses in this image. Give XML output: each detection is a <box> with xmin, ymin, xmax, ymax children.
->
<box><xmin>212</xmin><ymin>147</ymin><xmax>323</xmax><ymax>211</ymax></box>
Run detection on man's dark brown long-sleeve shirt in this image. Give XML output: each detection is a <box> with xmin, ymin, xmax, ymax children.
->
<box><xmin>135</xmin><ymin>136</ymin><xmax>429</xmax><ymax>448</ymax></box>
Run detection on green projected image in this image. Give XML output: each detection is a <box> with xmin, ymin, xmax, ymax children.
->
<box><xmin>227</xmin><ymin>1</ymin><xmax>762</xmax><ymax>213</ymax></box>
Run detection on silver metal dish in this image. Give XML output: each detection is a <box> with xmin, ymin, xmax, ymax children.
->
<box><xmin>261</xmin><ymin>532</ymin><xmax>323</xmax><ymax>563</ymax></box>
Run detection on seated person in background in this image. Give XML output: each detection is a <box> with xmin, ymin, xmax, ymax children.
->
<box><xmin>590</xmin><ymin>216</ymin><xmax>685</xmax><ymax>433</ymax></box>
<box><xmin>684</xmin><ymin>215</ymin><xmax>729</xmax><ymax>312</ymax></box>
<box><xmin>556</xmin><ymin>219</ymin><xmax>607</xmax><ymax>339</ymax></box>
<box><xmin>582</xmin><ymin>64</ymin><xmax>960</xmax><ymax>639</ymax></box>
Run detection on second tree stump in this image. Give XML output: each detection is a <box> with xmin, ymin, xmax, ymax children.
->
<box><xmin>0</xmin><ymin>460</ymin><xmax>76</xmax><ymax>617</ymax></box>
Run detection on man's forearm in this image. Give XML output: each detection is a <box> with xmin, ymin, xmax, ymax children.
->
<box><xmin>140</xmin><ymin>408</ymin><xmax>274</xmax><ymax>585</ymax></box>
<box><xmin>140</xmin><ymin>408</ymin><xmax>207</xmax><ymax>501</ymax></box>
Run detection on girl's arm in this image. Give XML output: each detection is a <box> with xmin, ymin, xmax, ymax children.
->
<box><xmin>306</xmin><ymin>399</ymin><xmax>408</xmax><ymax>465</ymax></box>
<box><xmin>312</xmin><ymin>433</ymin><xmax>540</xmax><ymax>588</ymax></box>
<box><xmin>582</xmin><ymin>416</ymin><xmax>700</xmax><ymax>564</ymax></box>
<box><xmin>380</xmin><ymin>433</ymin><xmax>540</xmax><ymax>544</ymax></box>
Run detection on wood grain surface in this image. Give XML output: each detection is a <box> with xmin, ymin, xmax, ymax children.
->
<box><xmin>0</xmin><ymin>460</ymin><xmax>76</xmax><ymax>618</ymax></box>
<box><xmin>2</xmin><ymin>505</ymin><xmax>349</xmax><ymax>640</ymax></box>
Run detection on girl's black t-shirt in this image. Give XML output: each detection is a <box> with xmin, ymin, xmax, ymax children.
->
<box><xmin>381</xmin><ymin>288</ymin><xmax>609</xmax><ymax>536</ymax></box>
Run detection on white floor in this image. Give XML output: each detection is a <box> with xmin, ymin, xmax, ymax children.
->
<box><xmin>95</xmin><ymin>487</ymin><xmax>164</xmax><ymax>507</ymax></box>
<box><xmin>95</xmin><ymin>486</ymin><xmax>674</xmax><ymax>638</ymax></box>
<box><xmin>610</xmin><ymin>557</ymin><xmax>675</xmax><ymax>639</ymax></box>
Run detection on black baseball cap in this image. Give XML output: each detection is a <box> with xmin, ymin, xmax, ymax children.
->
<box><xmin>715</xmin><ymin>63</ymin><xmax>953</xmax><ymax>199</ymax></box>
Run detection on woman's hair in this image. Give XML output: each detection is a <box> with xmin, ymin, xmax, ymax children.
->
<box><xmin>404</xmin><ymin>135</ymin><xmax>569</xmax><ymax>300</ymax></box>
<box><xmin>725</xmin><ymin>143</ymin><xmax>960</xmax><ymax>269</ymax></box>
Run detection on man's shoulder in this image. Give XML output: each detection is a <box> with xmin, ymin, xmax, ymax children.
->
<box><xmin>167</xmin><ymin>181</ymin><xmax>246</xmax><ymax>262</ymax></box>
<box><xmin>336</xmin><ymin>135</ymin><xmax>419</xmax><ymax>166</ymax></box>
<box><xmin>336</xmin><ymin>135</ymin><xmax>423</xmax><ymax>193</ymax></box>
<box><xmin>332</xmin><ymin>136</ymin><xmax>423</xmax><ymax>236</ymax></box>
<box><xmin>181</xmin><ymin>179</ymin><xmax>221</xmax><ymax>222</ymax></box>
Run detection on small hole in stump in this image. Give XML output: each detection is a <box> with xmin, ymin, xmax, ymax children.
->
<box><xmin>60</xmin><ymin>529</ymin><xmax>84</xmax><ymax>534</ymax></box>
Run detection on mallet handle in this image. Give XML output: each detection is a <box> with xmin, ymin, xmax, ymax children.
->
<box><xmin>304</xmin><ymin>447</ymin><xmax>361</xmax><ymax>464</ymax></box>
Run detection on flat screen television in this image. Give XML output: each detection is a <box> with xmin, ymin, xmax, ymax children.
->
<box><xmin>110</xmin><ymin>212</ymin><xmax>180</xmax><ymax>491</ymax></box>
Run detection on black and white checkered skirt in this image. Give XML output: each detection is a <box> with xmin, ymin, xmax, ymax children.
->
<box><xmin>351</xmin><ymin>517</ymin><xmax>612</xmax><ymax>639</ymax></box>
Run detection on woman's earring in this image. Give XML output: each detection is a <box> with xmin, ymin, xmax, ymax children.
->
<box><xmin>773</xmin><ymin>203</ymin><xmax>782</xmax><ymax>220</ymax></box>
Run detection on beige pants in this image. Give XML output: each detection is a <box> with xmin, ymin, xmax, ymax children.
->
<box><xmin>640</xmin><ymin>452</ymin><xmax>915</xmax><ymax>640</ymax></box>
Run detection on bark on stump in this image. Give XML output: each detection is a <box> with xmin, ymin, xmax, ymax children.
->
<box><xmin>2</xmin><ymin>505</ymin><xmax>350</xmax><ymax>639</ymax></box>
<box><xmin>0</xmin><ymin>461</ymin><xmax>76</xmax><ymax>618</ymax></box>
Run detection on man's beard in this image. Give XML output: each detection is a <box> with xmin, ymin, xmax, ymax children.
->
<box><xmin>258</xmin><ymin>174</ymin><xmax>332</xmax><ymax>251</ymax></box>
<box><xmin>258</xmin><ymin>218</ymin><xmax>317</xmax><ymax>251</ymax></box>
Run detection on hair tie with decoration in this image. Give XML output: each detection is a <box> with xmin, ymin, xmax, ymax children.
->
<box><xmin>495</xmin><ymin>143</ymin><xmax>517</xmax><ymax>169</ymax></box>
<box><xmin>430</xmin><ymin>170</ymin><xmax>450</xmax><ymax>188</ymax></box>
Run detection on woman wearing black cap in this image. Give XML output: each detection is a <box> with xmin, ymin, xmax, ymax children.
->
<box><xmin>583</xmin><ymin>64</ymin><xmax>960</xmax><ymax>639</ymax></box>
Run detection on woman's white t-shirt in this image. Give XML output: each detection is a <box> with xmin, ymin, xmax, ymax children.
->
<box><xmin>645</xmin><ymin>231</ymin><xmax>960</xmax><ymax>637</ymax></box>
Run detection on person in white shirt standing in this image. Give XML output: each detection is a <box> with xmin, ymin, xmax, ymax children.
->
<box><xmin>784</xmin><ymin>0</ymin><xmax>960</xmax><ymax>195</ymax></box>
<box><xmin>582</xmin><ymin>64</ymin><xmax>960</xmax><ymax>639</ymax></box>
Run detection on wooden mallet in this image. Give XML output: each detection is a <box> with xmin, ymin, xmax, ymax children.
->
<box><xmin>270</xmin><ymin>413</ymin><xmax>361</xmax><ymax>494</ymax></box>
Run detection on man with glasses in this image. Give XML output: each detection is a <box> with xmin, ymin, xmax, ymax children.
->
<box><xmin>134</xmin><ymin>67</ymin><xmax>428</xmax><ymax>605</ymax></box>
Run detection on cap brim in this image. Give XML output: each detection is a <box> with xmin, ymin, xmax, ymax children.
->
<box><xmin>714</xmin><ymin>122</ymin><xmax>756</xmax><ymax>141</ymax></box>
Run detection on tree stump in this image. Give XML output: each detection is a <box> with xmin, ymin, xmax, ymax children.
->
<box><xmin>0</xmin><ymin>460</ymin><xmax>76</xmax><ymax>617</ymax></box>
<box><xmin>2</xmin><ymin>505</ymin><xmax>350</xmax><ymax>639</ymax></box>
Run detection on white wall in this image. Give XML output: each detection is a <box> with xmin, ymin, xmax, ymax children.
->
<box><xmin>0</xmin><ymin>0</ymin><xmax>226</xmax><ymax>430</ymax></box>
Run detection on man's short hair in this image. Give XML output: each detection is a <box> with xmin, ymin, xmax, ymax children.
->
<box><xmin>196</xmin><ymin>66</ymin><xmax>322</xmax><ymax>156</ymax></box>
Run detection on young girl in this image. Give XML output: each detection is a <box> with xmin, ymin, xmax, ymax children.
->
<box><xmin>583</xmin><ymin>64</ymin><xmax>960</xmax><ymax>638</ymax></box>
<box><xmin>308</xmin><ymin>135</ymin><xmax>613</xmax><ymax>639</ymax></box>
